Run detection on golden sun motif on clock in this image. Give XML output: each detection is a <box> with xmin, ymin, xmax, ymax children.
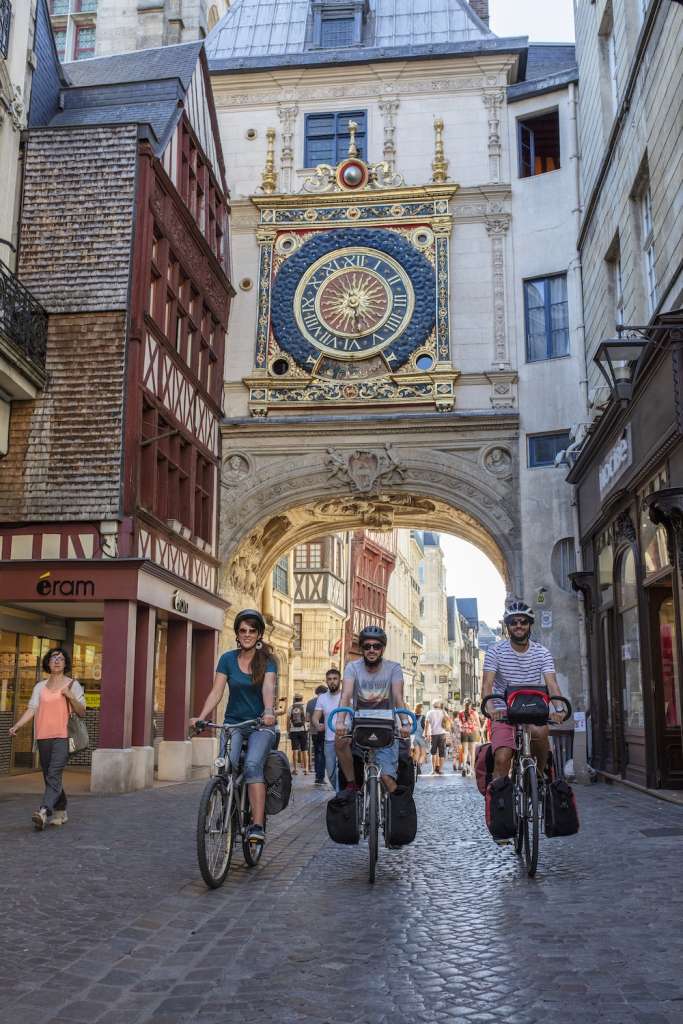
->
<box><xmin>316</xmin><ymin>268</ymin><xmax>391</xmax><ymax>338</ymax></box>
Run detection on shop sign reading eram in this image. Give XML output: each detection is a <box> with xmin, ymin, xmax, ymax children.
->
<box><xmin>598</xmin><ymin>424</ymin><xmax>633</xmax><ymax>498</ymax></box>
<box><xmin>172</xmin><ymin>589</ymin><xmax>189</xmax><ymax>614</ymax></box>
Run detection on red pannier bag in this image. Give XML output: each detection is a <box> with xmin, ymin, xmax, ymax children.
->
<box><xmin>475</xmin><ymin>742</ymin><xmax>494</xmax><ymax>796</ymax></box>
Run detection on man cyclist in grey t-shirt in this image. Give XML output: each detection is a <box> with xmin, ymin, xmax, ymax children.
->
<box><xmin>335</xmin><ymin>624</ymin><xmax>408</xmax><ymax>794</ymax></box>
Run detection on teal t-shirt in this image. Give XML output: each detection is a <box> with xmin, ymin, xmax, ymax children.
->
<box><xmin>216</xmin><ymin>649</ymin><xmax>277</xmax><ymax>725</ymax></box>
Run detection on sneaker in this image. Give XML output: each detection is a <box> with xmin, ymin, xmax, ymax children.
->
<box><xmin>494</xmin><ymin>838</ymin><xmax>512</xmax><ymax>847</ymax></box>
<box><xmin>461</xmin><ymin>767</ymin><xmax>466</xmax><ymax>777</ymax></box>
<box><xmin>51</xmin><ymin>811</ymin><xmax>68</xmax><ymax>826</ymax></box>
<box><xmin>247</xmin><ymin>824</ymin><xmax>265</xmax><ymax>845</ymax></box>
<box><xmin>32</xmin><ymin>808</ymin><xmax>48</xmax><ymax>830</ymax></box>
<box><xmin>314</xmin><ymin>780</ymin><xmax>326</xmax><ymax>786</ymax></box>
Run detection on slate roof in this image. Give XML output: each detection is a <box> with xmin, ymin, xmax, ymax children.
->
<box><xmin>456</xmin><ymin>597</ymin><xmax>479</xmax><ymax>631</ymax></box>
<box><xmin>508</xmin><ymin>42</ymin><xmax>577</xmax><ymax>101</ymax></box>
<box><xmin>205</xmin><ymin>0</ymin><xmax>531</xmax><ymax>73</ymax></box>
<box><xmin>29</xmin><ymin>42</ymin><xmax>205</xmax><ymax>154</ymax></box>
<box><xmin>422</xmin><ymin>531</ymin><xmax>441</xmax><ymax>546</ymax></box>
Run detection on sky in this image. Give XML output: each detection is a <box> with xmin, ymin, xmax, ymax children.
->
<box><xmin>439</xmin><ymin>534</ymin><xmax>506</xmax><ymax>628</ymax></box>
<box><xmin>489</xmin><ymin>0</ymin><xmax>575</xmax><ymax>42</ymax></box>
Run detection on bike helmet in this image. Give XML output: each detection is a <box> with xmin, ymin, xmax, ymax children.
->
<box><xmin>358</xmin><ymin>624</ymin><xmax>387</xmax><ymax>646</ymax></box>
<box><xmin>503</xmin><ymin>600</ymin><xmax>535</xmax><ymax>624</ymax></box>
<box><xmin>233</xmin><ymin>608</ymin><xmax>266</xmax><ymax>634</ymax></box>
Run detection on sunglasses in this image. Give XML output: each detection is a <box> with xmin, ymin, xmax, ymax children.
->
<box><xmin>362</xmin><ymin>642</ymin><xmax>384</xmax><ymax>651</ymax></box>
<box><xmin>509</xmin><ymin>618</ymin><xmax>531</xmax><ymax>627</ymax></box>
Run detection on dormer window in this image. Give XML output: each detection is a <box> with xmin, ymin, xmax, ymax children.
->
<box><xmin>309</xmin><ymin>1</ymin><xmax>368</xmax><ymax>50</ymax></box>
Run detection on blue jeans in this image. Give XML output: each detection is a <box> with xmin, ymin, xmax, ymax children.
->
<box><xmin>223</xmin><ymin>725</ymin><xmax>276</xmax><ymax>784</ymax></box>
<box><xmin>325</xmin><ymin>739</ymin><xmax>340</xmax><ymax>791</ymax></box>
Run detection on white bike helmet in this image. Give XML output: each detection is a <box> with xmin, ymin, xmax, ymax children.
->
<box><xmin>503</xmin><ymin>600</ymin><xmax>535</xmax><ymax>624</ymax></box>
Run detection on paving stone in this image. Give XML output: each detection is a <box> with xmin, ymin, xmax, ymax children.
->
<box><xmin>3</xmin><ymin>774</ymin><xmax>683</xmax><ymax>1022</ymax></box>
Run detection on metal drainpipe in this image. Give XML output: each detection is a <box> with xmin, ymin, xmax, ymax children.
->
<box><xmin>568</xmin><ymin>81</ymin><xmax>592</xmax><ymax>783</ymax></box>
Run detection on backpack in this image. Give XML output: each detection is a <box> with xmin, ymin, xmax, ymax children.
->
<box><xmin>485</xmin><ymin>776</ymin><xmax>516</xmax><ymax>839</ymax></box>
<box><xmin>290</xmin><ymin>703</ymin><xmax>305</xmax><ymax>728</ymax></box>
<box><xmin>326</xmin><ymin>791</ymin><xmax>360</xmax><ymax>844</ymax></box>
<box><xmin>385</xmin><ymin>785</ymin><xmax>418</xmax><ymax>847</ymax></box>
<box><xmin>263</xmin><ymin>750</ymin><xmax>292</xmax><ymax>815</ymax></box>
<box><xmin>544</xmin><ymin>780</ymin><xmax>580</xmax><ymax>837</ymax></box>
<box><xmin>475</xmin><ymin>742</ymin><xmax>494</xmax><ymax>796</ymax></box>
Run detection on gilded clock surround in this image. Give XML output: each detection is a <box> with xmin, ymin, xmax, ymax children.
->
<box><xmin>246</xmin><ymin>135</ymin><xmax>459</xmax><ymax>416</ymax></box>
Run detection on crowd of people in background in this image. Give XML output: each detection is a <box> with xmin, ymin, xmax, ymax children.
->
<box><xmin>283</xmin><ymin>680</ymin><xmax>488</xmax><ymax>786</ymax></box>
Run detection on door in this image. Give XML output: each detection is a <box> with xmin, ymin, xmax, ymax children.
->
<box><xmin>599</xmin><ymin>611</ymin><xmax>623</xmax><ymax>774</ymax></box>
<box><xmin>5</xmin><ymin>634</ymin><xmax>59</xmax><ymax>772</ymax></box>
<box><xmin>650</xmin><ymin>588</ymin><xmax>683</xmax><ymax>787</ymax></box>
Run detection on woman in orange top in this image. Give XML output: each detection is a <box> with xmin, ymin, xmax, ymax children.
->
<box><xmin>9</xmin><ymin>646</ymin><xmax>86</xmax><ymax>829</ymax></box>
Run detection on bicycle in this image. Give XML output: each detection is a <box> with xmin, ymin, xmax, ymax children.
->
<box><xmin>481</xmin><ymin>693</ymin><xmax>571</xmax><ymax>878</ymax></box>
<box><xmin>328</xmin><ymin>706</ymin><xmax>416</xmax><ymax>884</ymax></box>
<box><xmin>193</xmin><ymin>718</ymin><xmax>274</xmax><ymax>888</ymax></box>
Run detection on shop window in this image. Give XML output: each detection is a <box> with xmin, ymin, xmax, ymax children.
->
<box><xmin>527</xmin><ymin>431</ymin><xmax>571</xmax><ymax>468</ymax></box>
<box><xmin>640</xmin><ymin>470</ymin><xmax>670</xmax><ymax>576</ymax></box>
<box><xmin>153</xmin><ymin>622</ymin><xmax>167</xmax><ymax>743</ymax></box>
<box><xmin>293</xmin><ymin>613</ymin><xmax>302</xmax><ymax>651</ymax></box>
<box><xmin>518</xmin><ymin>109</ymin><xmax>560</xmax><ymax>177</ymax></box>
<box><xmin>524</xmin><ymin>274</ymin><xmax>569</xmax><ymax>361</ymax></box>
<box><xmin>659</xmin><ymin>599</ymin><xmax>680</xmax><ymax>727</ymax></box>
<box><xmin>598</xmin><ymin>533</ymin><xmax>614</xmax><ymax>605</ymax></box>
<box><xmin>304</xmin><ymin>111</ymin><xmax>366</xmax><ymax>167</ymax></box>
<box><xmin>617</xmin><ymin>548</ymin><xmax>644</xmax><ymax>729</ymax></box>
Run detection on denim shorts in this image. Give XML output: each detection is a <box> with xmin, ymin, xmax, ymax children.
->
<box><xmin>353</xmin><ymin>737</ymin><xmax>399</xmax><ymax>780</ymax></box>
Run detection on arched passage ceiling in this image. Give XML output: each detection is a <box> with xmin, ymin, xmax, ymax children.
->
<box><xmin>224</xmin><ymin>490</ymin><xmax>510</xmax><ymax>601</ymax></box>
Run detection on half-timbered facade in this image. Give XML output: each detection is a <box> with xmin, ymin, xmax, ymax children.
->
<box><xmin>0</xmin><ymin>30</ymin><xmax>234</xmax><ymax>790</ymax></box>
<box><xmin>344</xmin><ymin>530</ymin><xmax>396</xmax><ymax>659</ymax></box>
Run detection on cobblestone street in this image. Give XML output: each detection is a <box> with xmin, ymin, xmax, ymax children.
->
<box><xmin>2</xmin><ymin>771</ymin><xmax>683</xmax><ymax>1024</ymax></box>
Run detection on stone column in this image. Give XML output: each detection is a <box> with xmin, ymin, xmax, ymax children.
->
<box><xmin>277</xmin><ymin>103</ymin><xmax>299</xmax><ymax>193</ymax></box>
<box><xmin>379</xmin><ymin>98</ymin><xmax>399</xmax><ymax>171</ymax></box>
<box><xmin>130</xmin><ymin>605</ymin><xmax>156</xmax><ymax>789</ymax></box>
<box><xmin>191</xmin><ymin>629</ymin><xmax>219</xmax><ymax>770</ymax></box>
<box><xmin>482</xmin><ymin>90</ymin><xmax>505</xmax><ymax>183</ymax></box>
<box><xmin>158</xmin><ymin>619</ymin><xmax>193</xmax><ymax>781</ymax></box>
<box><xmin>91</xmin><ymin>601</ymin><xmax>137</xmax><ymax>793</ymax></box>
<box><xmin>485</xmin><ymin>214</ymin><xmax>511</xmax><ymax>367</ymax></box>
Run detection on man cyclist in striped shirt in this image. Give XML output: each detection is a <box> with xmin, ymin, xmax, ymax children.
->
<box><xmin>481</xmin><ymin>601</ymin><xmax>566</xmax><ymax>781</ymax></box>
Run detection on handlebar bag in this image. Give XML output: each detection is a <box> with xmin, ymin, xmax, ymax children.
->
<box><xmin>264</xmin><ymin>750</ymin><xmax>292</xmax><ymax>815</ymax></box>
<box><xmin>352</xmin><ymin>709</ymin><xmax>395</xmax><ymax>749</ymax></box>
<box><xmin>385</xmin><ymin>785</ymin><xmax>417</xmax><ymax>847</ymax></box>
<box><xmin>326</xmin><ymin>791</ymin><xmax>360</xmax><ymax>845</ymax></box>
<box><xmin>544</xmin><ymin>779</ymin><xmax>580</xmax><ymax>837</ymax></box>
<box><xmin>505</xmin><ymin>684</ymin><xmax>550</xmax><ymax>726</ymax></box>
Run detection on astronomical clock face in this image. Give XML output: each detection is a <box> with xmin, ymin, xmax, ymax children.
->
<box><xmin>270</xmin><ymin>227</ymin><xmax>436</xmax><ymax>373</ymax></box>
<box><xmin>294</xmin><ymin>248</ymin><xmax>414</xmax><ymax>360</ymax></box>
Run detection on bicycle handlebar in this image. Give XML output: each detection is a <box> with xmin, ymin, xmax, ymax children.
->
<box><xmin>480</xmin><ymin>694</ymin><xmax>573</xmax><ymax>723</ymax></box>
<box><xmin>327</xmin><ymin>706</ymin><xmax>417</xmax><ymax>735</ymax></box>
<box><xmin>193</xmin><ymin>717</ymin><xmax>263</xmax><ymax>733</ymax></box>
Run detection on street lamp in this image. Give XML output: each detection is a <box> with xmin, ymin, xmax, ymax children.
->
<box><xmin>594</xmin><ymin>338</ymin><xmax>648</xmax><ymax>405</ymax></box>
<box><xmin>410</xmin><ymin>653</ymin><xmax>419</xmax><ymax>668</ymax></box>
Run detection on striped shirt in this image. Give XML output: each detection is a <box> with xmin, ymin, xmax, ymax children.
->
<box><xmin>483</xmin><ymin>640</ymin><xmax>555</xmax><ymax>708</ymax></box>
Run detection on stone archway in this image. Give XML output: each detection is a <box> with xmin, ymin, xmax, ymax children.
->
<box><xmin>218</xmin><ymin>410</ymin><xmax>520</xmax><ymax>617</ymax></box>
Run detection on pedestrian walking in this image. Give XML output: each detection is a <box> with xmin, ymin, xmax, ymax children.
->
<box><xmin>8</xmin><ymin>646</ymin><xmax>86</xmax><ymax>830</ymax></box>
<box><xmin>313</xmin><ymin>668</ymin><xmax>342</xmax><ymax>790</ymax></box>
<box><xmin>288</xmin><ymin>694</ymin><xmax>309</xmax><ymax>775</ymax></box>
<box><xmin>425</xmin><ymin>701</ymin><xmax>448</xmax><ymax>775</ymax></box>
<box><xmin>307</xmin><ymin>683</ymin><xmax>328</xmax><ymax>785</ymax></box>
<box><xmin>411</xmin><ymin>703</ymin><xmax>428</xmax><ymax>775</ymax></box>
<box><xmin>450</xmin><ymin>712</ymin><xmax>462</xmax><ymax>772</ymax></box>
<box><xmin>458</xmin><ymin>700</ymin><xmax>481</xmax><ymax>777</ymax></box>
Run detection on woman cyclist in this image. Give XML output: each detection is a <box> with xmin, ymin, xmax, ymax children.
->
<box><xmin>190</xmin><ymin>609</ymin><xmax>277</xmax><ymax>847</ymax></box>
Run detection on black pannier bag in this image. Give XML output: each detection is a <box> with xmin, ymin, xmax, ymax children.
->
<box><xmin>326</xmin><ymin>791</ymin><xmax>360</xmax><ymax>844</ymax></box>
<box><xmin>385</xmin><ymin>785</ymin><xmax>418</xmax><ymax>847</ymax></box>
<box><xmin>264</xmin><ymin>750</ymin><xmax>292</xmax><ymax>815</ymax></box>
<box><xmin>545</xmin><ymin>779</ymin><xmax>580</xmax><ymax>837</ymax></box>
<box><xmin>485</xmin><ymin>776</ymin><xmax>516</xmax><ymax>839</ymax></box>
<box><xmin>505</xmin><ymin>683</ymin><xmax>550</xmax><ymax>726</ymax></box>
<box><xmin>352</xmin><ymin>709</ymin><xmax>395</xmax><ymax>749</ymax></box>
<box><xmin>397</xmin><ymin>754</ymin><xmax>416</xmax><ymax>793</ymax></box>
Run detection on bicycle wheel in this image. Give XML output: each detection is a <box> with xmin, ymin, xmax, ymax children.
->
<box><xmin>513</xmin><ymin>763</ymin><xmax>524</xmax><ymax>856</ymax></box>
<box><xmin>196</xmin><ymin>777</ymin><xmax>235</xmax><ymax>888</ymax></box>
<box><xmin>242</xmin><ymin>801</ymin><xmax>266</xmax><ymax>868</ymax></box>
<box><xmin>367</xmin><ymin>775</ymin><xmax>379</xmax><ymax>884</ymax></box>
<box><xmin>523</xmin><ymin>765</ymin><xmax>540</xmax><ymax>878</ymax></box>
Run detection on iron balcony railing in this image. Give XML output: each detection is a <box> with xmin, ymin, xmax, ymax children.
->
<box><xmin>0</xmin><ymin>259</ymin><xmax>48</xmax><ymax>369</ymax></box>
<box><xmin>0</xmin><ymin>0</ymin><xmax>11</xmax><ymax>59</ymax></box>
